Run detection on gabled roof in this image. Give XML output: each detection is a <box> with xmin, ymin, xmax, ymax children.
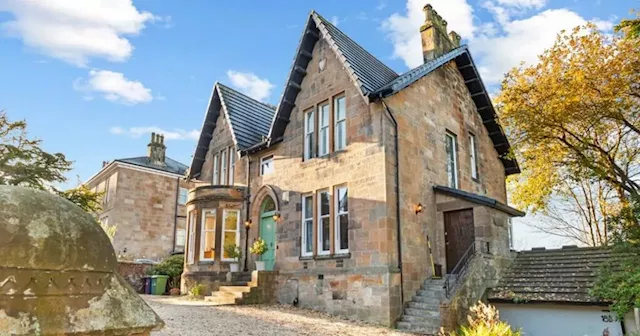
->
<box><xmin>374</xmin><ymin>46</ymin><xmax>520</xmax><ymax>175</ymax></box>
<box><xmin>488</xmin><ymin>247</ymin><xmax>625</xmax><ymax>305</ymax></box>
<box><xmin>189</xmin><ymin>82</ymin><xmax>275</xmax><ymax>178</ymax></box>
<box><xmin>268</xmin><ymin>10</ymin><xmax>399</xmax><ymax>140</ymax></box>
<box><xmin>116</xmin><ymin>156</ymin><xmax>188</xmax><ymax>175</ymax></box>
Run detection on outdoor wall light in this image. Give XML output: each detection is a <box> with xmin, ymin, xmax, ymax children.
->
<box><xmin>414</xmin><ymin>203</ymin><xmax>424</xmax><ymax>214</ymax></box>
<box><xmin>244</xmin><ymin>219</ymin><xmax>252</xmax><ymax>228</ymax></box>
<box><xmin>272</xmin><ymin>212</ymin><xmax>281</xmax><ymax>221</ymax></box>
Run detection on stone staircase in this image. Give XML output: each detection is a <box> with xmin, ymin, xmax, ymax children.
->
<box><xmin>396</xmin><ymin>278</ymin><xmax>446</xmax><ymax>335</ymax></box>
<box><xmin>203</xmin><ymin>272</ymin><xmax>254</xmax><ymax>305</ymax></box>
<box><xmin>203</xmin><ymin>271</ymin><xmax>276</xmax><ymax>305</ymax></box>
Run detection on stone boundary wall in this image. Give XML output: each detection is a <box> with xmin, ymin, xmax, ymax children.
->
<box><xmin>117</xmin><ymin>261</ymin><xmax>153</xmax><ymax>293</ymax></box>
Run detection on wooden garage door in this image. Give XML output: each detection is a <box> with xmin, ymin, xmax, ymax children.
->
<box><xmin>444</xmin><ymin>209</ymin><xmax>474</xmax><ymax>273</ymax></box>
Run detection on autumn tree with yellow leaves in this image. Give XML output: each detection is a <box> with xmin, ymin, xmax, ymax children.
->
<box><xmin>497</xmin><ymin>23</ymin><xmax>640</xmax><ymax>235</ymax></box>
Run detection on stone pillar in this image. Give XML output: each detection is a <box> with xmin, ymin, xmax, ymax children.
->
<box><xmin>0</xmin><ymin>186</ymin><xmax>163</xmax><ymax>335</ymax></box>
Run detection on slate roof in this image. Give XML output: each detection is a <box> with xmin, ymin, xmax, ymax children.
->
<box><xmin>188</xmin><ymin>83</ymin><xmax>275</xmax><ymax>178</ymax></box>
<box><xmin>487</xmin><ymin>247</ymin><xmax>623</xmax><ymax>304</ymax></box>
<box><xmin>115</xmin><ymin>156</ymin><xmax>188</xmax><ymax>175</ymax></box>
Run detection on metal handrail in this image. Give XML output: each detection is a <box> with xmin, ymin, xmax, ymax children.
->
<box><xmin>443</xmin><ymin>241</ymin><xmax>477</xmax><ymax>298</ymax></box>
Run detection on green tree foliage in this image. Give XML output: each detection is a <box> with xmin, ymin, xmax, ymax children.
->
<box><xmin>148</xmin><ymin>254</ymin><xmax>185</xmax><ymax>289</ymax></box>
<box><xmin>615</xmin><ymin>9</ymin><xmax>640</xmax><ymax>39</ymax></box>
<box><xmin>54</xmin><ymin>184</ymin><xmax>103</xmax><ymax>213</ymax></box>
<box><xmin>0</xmin><ymin>111</ymin><xmax>71</xmax><ymax>188</ymax></box>
<box><xmin>592</xmin><ymin>197</ymin><xmax>640</xmax><ymax>318</ymax></box>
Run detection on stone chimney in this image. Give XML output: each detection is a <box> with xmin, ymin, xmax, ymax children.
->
<box><xmin>420</xmin><ymin>4</ymin><xmax>461</xmax><ymax>62</ymax></box>
<box><xmin>147</xmin><ymin>132</ymin><xmax>166</xmax><ymax>166</ymax></box>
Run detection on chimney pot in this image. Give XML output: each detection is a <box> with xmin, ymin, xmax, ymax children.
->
<box><xmin>147</xmin><ymin>132</ymin><xmax>166</xmax><ymax>166</ymax></box>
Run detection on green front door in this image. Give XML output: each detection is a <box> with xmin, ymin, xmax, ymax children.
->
<box><xmin>259</xmin><ymin>214</ymin><xmax>276</xmax><ymax>270</ymax></box>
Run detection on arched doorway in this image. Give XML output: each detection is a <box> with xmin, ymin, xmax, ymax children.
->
<box><xmin>259</xmin><ymin>196</ymin><xmax>277</xmax><ymax>270</ymax></box>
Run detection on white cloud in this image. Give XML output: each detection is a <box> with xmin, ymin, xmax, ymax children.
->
<box><xmin>74</xmin><ymin>70</ymin><xmax>153</xmax><ymax>105</ymax></box>
<box><xmin>382</xmin><ymin>0</ymin><xmax>613</xmax><ymax>85</ymax></box>
<box><xmin>110</xmin><ymin>126</ymin><xmax>199</xmax><ymax>141</ymax></box>
<box><xmin>331</xmin><ymin>16</ymin><xmax>340</xmax><ymax>26</ymax></box>
<box><xmin>381</xmin><ymin>0</ymin><xmax>475</xmax><ymax>68</ymax></box>
<box><xmin>0</xmin><ymin>0</ymin><xmax>156</xmax><ymax>66</ymax></box>
<box><xmin>226</xmin><ymin>70</ymin><xmax>274</xmax><ymax>102</ymax></box>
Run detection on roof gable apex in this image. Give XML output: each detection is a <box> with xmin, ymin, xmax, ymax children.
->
<box><xmin>268</xmin><ymin>10</ymin><xmax>398</xmax><ymax>141</ymax></box>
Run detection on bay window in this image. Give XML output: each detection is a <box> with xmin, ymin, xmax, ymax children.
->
<box><xmin>200</xmin><ymin>209</ymin><xmax>216</xmax><ymax>261</ymax></box>
<box><xmin>221</xmin><ymin>209</ymin><xmax>240</xmax><ymax>261</ymax></box>
<box><xmin>187</xmin><ymin>211</ymin><xmax>196</xmax><ymax>264</ymax></box>
<box><xmin>301</xmin><ymin>195</ymin><xmax>314</xmax><ymax>257</ymax></box>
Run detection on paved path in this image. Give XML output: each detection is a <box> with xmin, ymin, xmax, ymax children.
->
<box><xmin>143</xmin><ymin>295</ymin><xmax>417</xmax><ymax>336</ymax></box>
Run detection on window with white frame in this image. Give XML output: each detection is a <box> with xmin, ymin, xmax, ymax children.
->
<box><xmin>178</xmin><ymin>188</ymin><xmax>188</xmax><ymax>205</ymax></box>
<box><xmin>334</xmin><ymin>186</ymin><xmax>349</xmax><ymax>253</ymax></box>
<box><xmin>334</xmin><ymin>96</ymin><xmax>346</xmax><ymax>151</ymax></box>
<box><xmin>469</xmin><ymin>134</ymin><xmax>479</xmax><ymax>180</ymax></box>
<box><xmin>301</xmin><ymin>195</ymin><xmax>314</xmax><ymax>257</ymax></box>
<box><xmin>446</xmin><ymin>132</ymin><xmax>458</xmax><ymax>188</ymax></box>
<box><xmin>200</xmin><ymin>209</ymin><xmax>216</xmax><ymax>261</ymax></box>
<box><xmin>260</xmin><ymin>154</ymin><xmax>274</xmax><ymax>175</ymax></box>
<box><xmin>221</xmin><ymin>209</ymin><xmax>240</xmax><ymax>261</ymax></box>
<box><xmin>228</xmin><ymin>148</ymin><xmax>236</xmax><ymax>185</ymax></box>
<box><xmin>319</xmin><ymin>103</ymin><xmax>330</xmax><ymax>156</ymax></box>
<box><xmin>220</xmin><ymin>149</ymin><xmax>228</xmax><ymax>185</ymax></box>
<box><xmin>175</xmin><ymin>228</ymin><xmax>186</xmax><ymax>252</ymax></box>
<box><xmin>187</xmin><ymin>211</ymin><xmax>196</xmax><ymax>264</ymax></box>
<box><xmin>212</xmin><ymin>154</ymin><xmax>219</xmax><ymax>185</ymax></box>
<box><xmin>317</xmin><ymin>190</ymin><xmax>331</xmax><ymax>255</ymax></box>
<box><xmin>304</xmin><ymin>109</ymin><xmax>315</xmax><ymax>160</ymax></box>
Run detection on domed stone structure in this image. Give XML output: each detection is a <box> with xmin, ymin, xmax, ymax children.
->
<box><xmin>0</xmin><ymin>186</ymin><xmax>163</xmax><ymax>335</ymax></box>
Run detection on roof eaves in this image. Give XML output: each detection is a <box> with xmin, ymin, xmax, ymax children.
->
<box><xmin>215</xmin><ymin>83</ymin><xmax>244</xmax><ymax>150</ymax></box>
<box><xmin>188</xmin><ymin>83</ymin><xmax>219</xmax><ymax>179</ymax></box>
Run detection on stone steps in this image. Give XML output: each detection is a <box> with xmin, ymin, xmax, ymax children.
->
<box><xmin>396</xmin><ymin>278</ymin><xmax>445</xmax><ymax>335</ymax></box>
<box><xmin>203</xmin><ymin>271</ymin><xmax>263</xmax><ymax>306</ymax></box>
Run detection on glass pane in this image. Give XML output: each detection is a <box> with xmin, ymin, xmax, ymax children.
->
<box><xmin>320</xmin><ymin>128</ymin><xmax>328</xmax><ymax>155</ymax></box>
<box><xmin>205</xmin><ymin>213</ymin><xmax>216</xmax><ymax>230</ymax></box>
<box><xmin>320</xmin><ymin>192</ymin><xmax>330</xmax><ymax>215</ymax></box>
<box><xmin>305</xmin><ymin>220</ymin><xmax>313</xmax><ymax>253</ymax></box>
<box><xmin>339</xmin><ymin>215</ymin><xmax>349</xmax><ymax>250</ymax></box>
<box><xmin>321</xmin><ymin>104</ymin><xmax>329</xmax><ymax>126</ymax></box>
<box><xmin>338</xmin><ymin>188</ymin><xmax>348</xmax><ymax>212</ymax></box>
<box><xmin>321</xmin><ymin>218</ymin><xmax>330</xmax><ymax>251</ymax></box>
<box><xmin>306</xmin><ymin>111</ymin><xmax>314</xmax><ymax>130</ymax></box>
<box><xmin>176</xmin><ymin>229</ymin><xmax>186</xmax><ymax>246</ymax></box>
<box><xmin>304</xmin><ymin>196</ymin><xmax>313</xmax><ymax>219</ymax></box>
<box><xmin>262</xmin><ymin>197</ymin><xmax>276</xmax><ymax>212</ymax></box>
<box><xmin>223</xmin><ymin>231</ymin><xmax>237</xmax><ymax>258</ymax></box>
<box><xmin>335</xmin><ymin>96</ymin><xmax>346</xmax><ymax>120</ymax></box>
<box><xmin>204</xmin><ymin>231</ymin><xmax>215</xmax><ymax>258</ymax></box>
<box><xmin>336</xmin><ymin>121</ymin><xmax>345</xmax><ymax>150</ymax></box>
<box><xmin>225</xmin><ymin>211</ymin><xmax>238</xmax><ymax>230</ymax></box>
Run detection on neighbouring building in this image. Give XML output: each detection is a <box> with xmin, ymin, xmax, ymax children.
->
<box><xmin>86</xmin><ymin>133</ymin><xmax>191</xmax><ymax>260</ymax></box>
<box><xmin>182</xmin><ymin>5</ymin><xmax>524</xmax><ymax>333</ymax></box>
<box><xmin>488</xmin><ymin>246</ymin><xmax>639</xmax><ymax>336</ymax></box>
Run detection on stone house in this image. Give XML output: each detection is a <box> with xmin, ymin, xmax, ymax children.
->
<box><xmin>86</xmin><ymin>133</ymin><xmax>191</xmax><ymax>260</ymax></box>
<box><xmin>183</xmin><ymin>5</ymin><xmax>523</xmax><ymax>333</ymax></box>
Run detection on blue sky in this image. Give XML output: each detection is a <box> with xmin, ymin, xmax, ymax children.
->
<box><xmin>0</xmin><ymin>0</ymin><xmax>634</xmax><ymax>248</ymax></box>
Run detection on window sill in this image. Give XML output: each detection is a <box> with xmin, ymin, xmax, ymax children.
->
<box><xmin>198</xmin><ymin>260</ymin><xmax>215</xmax><ymax>264</ymax></box>
<box><xmin>299</xmin><ymin>253</ymin><xmax>351</xmax><ymax>261</ymax></box>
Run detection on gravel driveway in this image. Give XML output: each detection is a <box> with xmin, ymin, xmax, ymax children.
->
<box><xmin>143</xmin><ymin>295</ymin><xmax>418</xmax><ymax>336</ymax></box>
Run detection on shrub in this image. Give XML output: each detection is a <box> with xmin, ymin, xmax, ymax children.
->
<box><xmin>250</xmin><ymin>238</ymin><xmax>268</xmax><ymax>256</ymax></box>
<box><xmin>439</xmin><ymin>301</ymin><xmax>521</xmax><ymax>336</ymax></box>
<box><xmin>224</xmin><ymin>244</ymin><xmax>242</xmax><ymax>259</ymax></box>
<box><xmin>147</xmin><ymin>254</ymin><xmax>184</xmax><ymax>289</ymax></box>
<box><xmin>189</xmin><ymin>283</ymin><xmax>205</xmax><ymax>297</ymax></box>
